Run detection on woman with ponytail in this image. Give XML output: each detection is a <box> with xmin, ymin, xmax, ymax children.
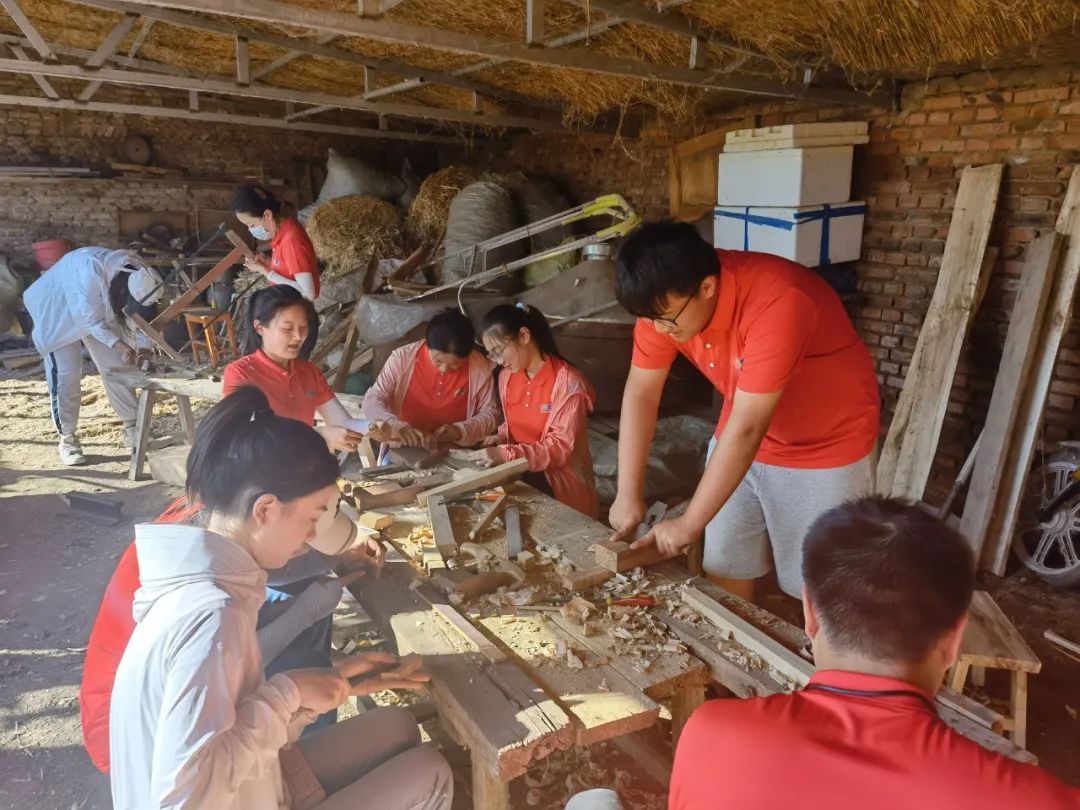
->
<box><xmin>232</xmin><ymin>183</ymin><xmax>320</xmax><ymax>302</ymax></box>
<box><xmin>109</xmin><ymin>386</ymin><xmax>452</xmax><ymax>810</ymax></box>
<box><xmin>224</xmin><ymin>285</ymin><xmax>363</xmax><ymax>452</ymax></box>
<box><xmin>477</xmin><ymin>303</ymin><xmax>599</xmax><ymax>518</ymax></box>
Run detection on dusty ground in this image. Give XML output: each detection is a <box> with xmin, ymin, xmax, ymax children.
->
<box><xmin>1</xmin><ymin>365</ymin><xmax>1078</xmax><ymax>810</ymax></box>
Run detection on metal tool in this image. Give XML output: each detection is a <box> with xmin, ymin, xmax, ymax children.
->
<box><xmin>1013</xmin><ymin>441</ymin><xmax>1080</xmax><ymax>587</ymax></box>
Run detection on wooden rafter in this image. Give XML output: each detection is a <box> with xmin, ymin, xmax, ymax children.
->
<box><xmin>0</xmin><ymin>0</ymin><xmax>55</xmax><ymax>60</ymax></box>
<box><xmin>119</xmin><ymin>0</ymin><xmax>888</xmax><ymax>105</ymax></box>
<box><xmin>78</xmin><ymin>12</ymin><xmax>141</xmax><ymax>100</ymax></box>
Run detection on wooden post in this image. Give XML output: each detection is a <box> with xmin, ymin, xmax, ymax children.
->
<box><xmin>235</xmin><ymin>35</ymin><xmax>250</xmax><ymax>85</ymax></box>
<box><xmin>670</xmin><ymin>682</ymin><xmax>706</xmax><ymax>748</ymax></box>
<box><xmin>129</xmin><ymin>388</ymin><xmax>157</xmax><ymax>480</ymax></box>
<box><xmin>177</xmin><ymin>394</ymin><xmax>195</xmax><ymax>441</ymax></box>
<box><xmin>471</xmin><ymin>754</ymin><xmax>509</xmax><ymax>810</ymax></box>
<box><xmin>526</xmin><ymin>0</ymin><xmax>545</xmax><ymax>44</ymax></box>
<box><xmin>1010</xmin><ymin>671</ymin><xmax>1028</xmax><ymax>749</ymax></box>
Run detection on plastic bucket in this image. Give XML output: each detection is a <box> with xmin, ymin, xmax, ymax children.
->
<box><xmin>32</xmin><ymin>239</ymin><xmax>72</xmax><ymax>271</ymax></box>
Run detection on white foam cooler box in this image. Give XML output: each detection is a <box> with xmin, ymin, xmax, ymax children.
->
<box><xmin>717</xmin><ymin>145</ymin><xmax>854</xmax><ymax>207</ymax></box>
<box><xmin>713</xmin><ymin>202</ymin><xmax>866</xmax><ymax>268</ymax></box>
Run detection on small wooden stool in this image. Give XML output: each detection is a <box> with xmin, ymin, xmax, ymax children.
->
<box><xmin>183</xmin><ymin>308</ymin><xmax>238</xmax><ymax>368</ymax></box>
<box><xmin>950</xmin><ymin>591</ymin><xmax>1041</xmax><ymax>749</ymax></box>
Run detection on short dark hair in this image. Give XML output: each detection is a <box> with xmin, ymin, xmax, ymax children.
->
<box><xmin>802</xmin><ymin>496</ymin><xmax>974</xmax><ymax>663</ymax></box>
<box><xmin>187</xmin><ymin>386</ymin><xmax>339</xmax><ymax>518</ymax></box>
<box><xmin>614</xmin><ymin>220</ymin><xmax>720</xmax><ymax>319</ymax></box>
<box><xmin>231</xmin><ymin>184</ymin><xmax>282</xmax><ymax>218</ymax></box>
<box><xmin>241</xmin><ymin>285</ymin><xmax>319</xmax><ymax>356</ymax></box>
<box><xmin>425</xmin><ymin>309</ymin><xmax>475</xmax><ymax>358</ymax></box>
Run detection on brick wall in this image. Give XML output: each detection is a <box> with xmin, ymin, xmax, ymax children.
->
<box><xmin>492</xmin><ymin>66</ymin><xmax>1080</xmax><ymax>505</ymax></box>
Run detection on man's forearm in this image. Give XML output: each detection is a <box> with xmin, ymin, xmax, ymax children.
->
<box><xmin>682</xmin><ymin>425</ymin><xmax>763</xmax><ymax>533</ymax></box>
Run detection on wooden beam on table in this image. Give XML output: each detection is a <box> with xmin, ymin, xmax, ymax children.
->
<box><xmin>468</xmin><ymin>494</ymin><xmax>508</xmax><ymax>541</ymax></box>
<box><xmin>150</xmin><ymin>243</ymin><xmax>245</xmax><ymax>328</ymax></box>
<box><xmin>877</xmin><ymin>164</ymin><xmax>1003</xmax><ymax>501</ymax></box>
<box><xmin>417</xmin><ymin>458</ymin><xmax>529</xmax><ymax>506</ymax></box>
<box><xmin>116</xmin><ymin>0</ymin><xmax>891</xmax><ymax>106</ymax></box>
<box><xmin>958</xmin><ymin>232</ymin><xmax>1063</xmax><ymax>559</ymax></box>
<box><xmin>128</xmin><ymin>312</ymin><xmax>184</xmax><ymax>362</ymax></box>
<box><xmin>427</xmin><ymin>495</ymin><xmax>458</xmax><ymax>566</ymax></box>
<box><xmin>0</xmin><ymin>0</ymin><xmax>55</xmax><ymax>60</ymax></box>
<box><xmin>981</xmin><ymin>165</ymin><xmax>1080</xmax><ymax>574</ymax></box>
<box><xmin>432</xmin><ymin>602</ymin><xmax>507</xmax><ymax>663</ymax></box>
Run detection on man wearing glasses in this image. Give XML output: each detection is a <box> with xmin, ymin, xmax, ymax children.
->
<box><xmin>609</xmin><ymin>221</ymin><xmax>880</xmax><ymax>602</ymax></box>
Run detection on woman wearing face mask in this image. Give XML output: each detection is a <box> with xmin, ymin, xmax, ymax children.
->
<box><xmin>364</xmin><ymin>308</ymin><xmax>498</xmax><ymax>450</ymax></box>
<box><xmin>224</xmin><ymin>285</ymin><xmax>363</xmax><ymax>453</ymax></box>
<box><xmin>477</xmin><ymin>303</ymin><xmax>599</xmax><ymax>518</ymax></box>
<box><xmin>232</xmin><ymin>184</ymin><xmax>320</xmax><ymax>302</ymax></box>
<box><xmin>109</xmin><ymin>386</ymin><xmax>453</xmax><ymax>809</ymax></box>
<box><xmin>22</xmin><ymin>247</ymin><xmax>163</xmax><ymax>465</ymax></box>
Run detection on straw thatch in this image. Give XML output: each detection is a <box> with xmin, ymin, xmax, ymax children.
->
<box><xmin>404</xmin><ymin>165</ymin><xmax>477</xmax><ymax>250</ymax></box>
<box><xmin>2</xmin><ymin>0</ymin><xmax>1079</xmax><ymax>127</ymax></box>
<box><xmin>306</xmin><ymin>195</ymin><xmax>403</xmax><ymax>280</ymax></box>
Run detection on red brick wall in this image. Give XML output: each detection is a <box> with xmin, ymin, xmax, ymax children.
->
<box><xmin>492</xmin><ymin>66</ymin><xmax>1080</xmax><ymax>505</ymax></box>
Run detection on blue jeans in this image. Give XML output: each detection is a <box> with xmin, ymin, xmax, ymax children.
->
<box><xmin>259</xmin><ymin>583</ymin><xmax>337</xmax><ymax>733</ymax></box>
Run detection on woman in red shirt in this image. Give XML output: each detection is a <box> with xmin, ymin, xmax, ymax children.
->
<box><xmin>224</xmin><ymin>285</ymin><xmax>362</xmax><ymax>452</ymax></box>
<box><xmin>478</xmin><ymin>303</ymin><xmax>599</xmax><ymax>518</ymax></box>
<box><xmin>232</xmin><ymin>184</ymin><xmax>320</xmax><ymax>301</ymax></box>
<box><xmin>364</xmin><ymin>309</ymin><xmax>498</xmax><ymax>450</ymax></box>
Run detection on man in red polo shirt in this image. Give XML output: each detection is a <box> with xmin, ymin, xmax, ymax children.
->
<box><xmin>670</xmin><ymin>497</ymin><xmax>1079</xmax><ymax>809</ymax></box>
<box><xmin>610</xmin><ymin>221</ymin><xmax>880</xmax><ymax>599</ymax></box>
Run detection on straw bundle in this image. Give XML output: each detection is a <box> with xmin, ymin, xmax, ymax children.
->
<box><xmin>306</xmin><ymin>195</ymin><xmax>403</xmax><ymax>281</ymax></box>
<box><xmin>404</xmin><ymin>165</ymin><xmax>478</xmax><ymax>250</ymax></box>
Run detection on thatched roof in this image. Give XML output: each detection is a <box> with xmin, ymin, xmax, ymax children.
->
<box><xmin>0</xmin><ymin>0</ymin><xmax>1076</xmax><ymax>139</ymax></box>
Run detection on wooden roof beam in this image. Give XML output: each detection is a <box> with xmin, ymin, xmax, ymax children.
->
<box><xmin>79</xmin><ymin>12</ymin><xmax>140</xmax><ymax>101</ymax></box>
<box><xmin>0</xmin><ymin>0</ymin><xmax>55</xmax><ymax>60</ymax></box>
<box><xmin>7</xmin><ymin>43</ymin><xmax>57</xmax><ymax>97</ymax></box>
<box><xmin>250</xmin><ymin>31</ymin><xmax>335</xmax><ymax>81</ymax></box>
<box><xmin>0</xmin><ymin>91</ymin><xmax>464</xmax><ymax>143</ymax></box>
<box><xmin>0</xmin><ymin>55</ymin><xmax>572</xmax><ymax>131</ymax></box>
<box><xmin>73</xmin><ymin>0</ymin><xmax>565</xmax><ymax>113</ymax></box>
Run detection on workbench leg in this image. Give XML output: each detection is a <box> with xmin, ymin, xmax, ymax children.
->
<box><xmin>948</xmin><ymin>661</ymin><xmax>971</xmax><ymax>693</ymax></box>
<box><xmin>129</xmin><ymin>389</ymin><xmax>157</xmax><ymax>482</ymax></box>
<box><xmin>176</xmin><ymin>394</ymin><xmax>195</xmax><ymax>442</ymax></box>
<box><xmin>1010</xmin><ymin>671</ymin><xmax>1028</xmax><ymax>749</ymax></box>
<box><xmin>470</xmin><ymin>755</ymin><xmax>509</xmax><ymax>810</ymax></box>
<box><xmin>670</xmin><ymin>682</ymin><xmax>707</xmax><ymax>749</ymax></box>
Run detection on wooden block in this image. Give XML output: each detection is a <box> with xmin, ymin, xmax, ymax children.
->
<box><xmin>562</xmin><ymin>565</ymin><xmax>613</xmax><ymax>592</ymax></box>
<box><xmin>468</xmin><ymin>494</ymin><xmax>508</xmax><ymax>541</ymax></box>
<box><xmin>358</xmin><ymin>511</ymin><xmax>394</xmax><ymax>531</ymax></box>
<box><xmin>877</xmin><ymin>164</ymin><xmax>1003</xmax><ymax>501</ymax></box>
<box><xmin>427</xmin><ymin>495</ymin><xmax>458</xmax><ymax>562</ymax></box>
<box><xmin>390</xmin><ymin>445</ymin><xmax>446</xmax><ymax>470</ymax></box>
<box><xmin>417</xmin><ymin>458</ymin><xmax>529</xmax><ymax>506</ymax></box>
<box><xmin>448</xmin><ymin>570</ymin><xmax>517</xmax><ymax>600</ymax></box>
<box><xmin>592</xmin><ymin>539</ymin><xmax>669</xmax><ymax>573</ymax></box>
<box><xmin>353</xmin><ymin>482</ymin><xmax>425</xmax><ymax>510</ymax></box>
<box><xmin>504</xmin><ymin>505</ymin><xmax>524</xmax><ymax>557</ymax></box>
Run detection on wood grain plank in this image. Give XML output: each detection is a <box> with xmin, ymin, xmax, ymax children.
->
<box><xmin>417</xmin><ymin>458</ymin><xmax>529</xmax><ymax>506</ymax></box>
<box><xmin>959</xmin><ymin>232</ymin><xmax>1063</xmax><ymax>557</ymax></box>
<box><xmin>877</xmin><ymin>164</ymin><xmax>1003</xmax><ymax>500</ymax></box>
<box><xmin>958</xmin><ymin>591</ymin><xmax>1041</xmax><ymax>673</ymax></box>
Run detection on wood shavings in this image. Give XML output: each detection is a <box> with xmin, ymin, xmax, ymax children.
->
<box><xmin>565</xmin><ymin>649</ymin><xmax>584</xmax><ymax>670</ymax></box>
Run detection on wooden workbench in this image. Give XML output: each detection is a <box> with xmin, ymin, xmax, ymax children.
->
<box><xmin>102</xmin><ymin>367</ymin><xmax>366</xmax><ymax>480</ymax></box>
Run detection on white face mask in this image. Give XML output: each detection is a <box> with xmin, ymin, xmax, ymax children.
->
<box><xmin>248</xmin><ymin>224</ymin><xmax>271</xmax><ymax>241</ymax></box>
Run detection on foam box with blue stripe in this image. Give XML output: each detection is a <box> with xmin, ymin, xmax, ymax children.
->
<box><xmin>713</xmin><ymin>202</ymin><xmax>866</xmax><ymax>268</ymax></box>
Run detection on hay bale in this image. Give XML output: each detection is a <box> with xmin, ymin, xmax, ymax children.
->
<box><xmin>404</xmin><ymin>165</ymin><xmax>477</xmax><ymax>251</ymax></box>
<box><xmin>306</xmin><ymin>195</ymin><xmax>403</xmax><ymax>282</ymax></box>
<box><xmin>442</xmin><ymin>181</ymin><xmax>523</xmax><ymax>294</ymax></box>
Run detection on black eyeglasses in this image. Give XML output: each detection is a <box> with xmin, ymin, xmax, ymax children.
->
<box><xmin>651</xmin><ymin>281</ymin><xmax>701</xmax><ymax>328</ymax></box>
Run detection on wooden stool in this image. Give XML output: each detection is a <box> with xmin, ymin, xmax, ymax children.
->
<box><xmin>949</xmin><ymin>591</ymin><xmax>1041</xmax><ymax>749</ymax></box>
<box><xmin>183</xmin><ymin>308</ymin><xmax>237</xmax><ymax>368</ymax></box>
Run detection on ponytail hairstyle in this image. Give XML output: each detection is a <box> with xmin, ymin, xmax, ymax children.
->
<box><xmin>231</xmin><ymin>184</ymin><xmax>283</xmax><ymax>219</ymax></box>
<box><xmin>108</xmin><ymin>271</ymin><xmax>132</xmax><ymax>328</ymax></box>
<box><xmin>425</xmin><ymin>308</ymin><xmax>475</xmax><ymax>358</ymax></box>
<box><xmin>241</xmin><ymin>284</ymin><xmax>319</xmax><ymax>356</ymax></box>
<box><xmin>186</xmin><ymin>386</ymin><xmax>339</xmax><ymax>518</ymax></box>
<box><xmin>481</xmin><ymin>303</ymin><xmax>563</xmax><ymax>361</ymax></box>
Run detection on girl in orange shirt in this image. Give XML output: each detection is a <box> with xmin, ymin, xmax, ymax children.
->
<box><xmin>478</xmin><ymin>304</ymin><xmax>599</xmax><ymax>518</ymax></box>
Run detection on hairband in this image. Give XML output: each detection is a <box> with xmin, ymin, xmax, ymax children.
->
<box><xmin>516</xmin><ymin>302</ymin><xmax>530</xmax><ymax>313</ymax></box>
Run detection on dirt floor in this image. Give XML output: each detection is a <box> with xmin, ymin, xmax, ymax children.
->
<box><xmin>1</xmin><ymin>365</ymin><xmax>1078</xmax><ymax>810</ymax></box>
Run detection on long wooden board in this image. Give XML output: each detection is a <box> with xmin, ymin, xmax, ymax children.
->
<box><xmin>959</xmin><ymin>232</ymin><xmax>1063</xmax><ymax>557</ymax></box>
<box><xmin>150</xmin><ymin>241</ymin><xmax>246</xmax><ymax>328</ymax></box>
<box><xmin>982</xmin><ymin>165</ymin><xmax>1080</xmax><ymax>573</ymax></box>
<box><xmin>417</xmin><ymin>458</ymin><xmax>529</xmax><ymax>506</ymax></box>
<box><xmin>877</xmin><ymin>164</ymin><xmax>1003</xmax><ymax>501</ymax></box>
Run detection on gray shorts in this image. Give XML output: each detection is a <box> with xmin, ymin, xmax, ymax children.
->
<box><xmin>703</xmin><ymin>439</ymin><xmax>875</xmax><ymax>597</ymax></box>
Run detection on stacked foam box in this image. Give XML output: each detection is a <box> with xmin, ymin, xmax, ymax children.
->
<box><xmin>714</xmin><ymin>122</ymin><xmax>869</xmax><ymax>267</ymax></box>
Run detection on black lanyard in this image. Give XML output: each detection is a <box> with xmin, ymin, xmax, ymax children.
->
<box><xmin>805</xmin><ymin>683</ymin><xmax>937</xmax><ymax>712</ymax></box>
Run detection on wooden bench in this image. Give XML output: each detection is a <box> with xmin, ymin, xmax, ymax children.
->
<box><xmin>950</xmin><ymin>590</ymin><xmax>1041</xmax><ymax>749</ymax></box>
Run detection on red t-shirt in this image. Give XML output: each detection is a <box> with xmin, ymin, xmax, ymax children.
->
<box><xmin>222</xmin><ymin>349</ymin><xmax>334</xmax><ymax>426</ymax></box>
<box><xmin>504</xmin><ymin>356</ymin><xmax>560</xmax><ymax>444</ymax></box>
<box><xmin>79</xmin><ymin>497</ymin><xmax>201</xmax><ymax>773</ymax></box>
<box><xmin>397</xmin><ymin>344</ymin><xmax>469</xmax><ymax>433</ymax></box>
<box><xmin>670</xmin><ymin>670</ymin><xmax>1080</xmax><ymax>810</ymax></box>
<box><xmin>271</xmin><ymin>217</ymin><xmax>320</xmax><ymax>299</ymax></box>
<box><xmin>632</xmin><ymin>250</ymin><xmax>880</xmax><ymax>469</ymax></box>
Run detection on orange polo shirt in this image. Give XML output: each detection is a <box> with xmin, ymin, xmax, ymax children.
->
<box><xmin>222</xmin><ymin>349</ymin><xmax>334</xmax><ymax>425</ymax></box>
<box><xmin>504</xmin><ymin>356</ymin><xmax>560</xmax><ymax>444</ymax></box>
<box><xmin>271</xmin><ymin>217</ymin><xmax>320</xmax><ymax>299</ymax></box>
<box><xmin>670</xmin><ymin>670</ymin><xmax>1080</xmax><ymax>810</ymax></box>
<box><xmin>632</xmin><ymin>250</ymin><xmax>880</xmax><ymax>469</ymax></box>
<box><xmin>397</xmin><ymin>345</ymin><xmax>469</xmax><ymax>433</ymax></box>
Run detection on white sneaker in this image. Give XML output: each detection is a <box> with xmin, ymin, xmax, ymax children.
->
<box><xmin>59</xmin><ymin>436</ymin><xmax>86</xmax><ymax>466</ymax></box>
<box><xmin>122</xmin><ymin>424</ymin><xmax>138</xmax><ymax>448</ymax></box>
